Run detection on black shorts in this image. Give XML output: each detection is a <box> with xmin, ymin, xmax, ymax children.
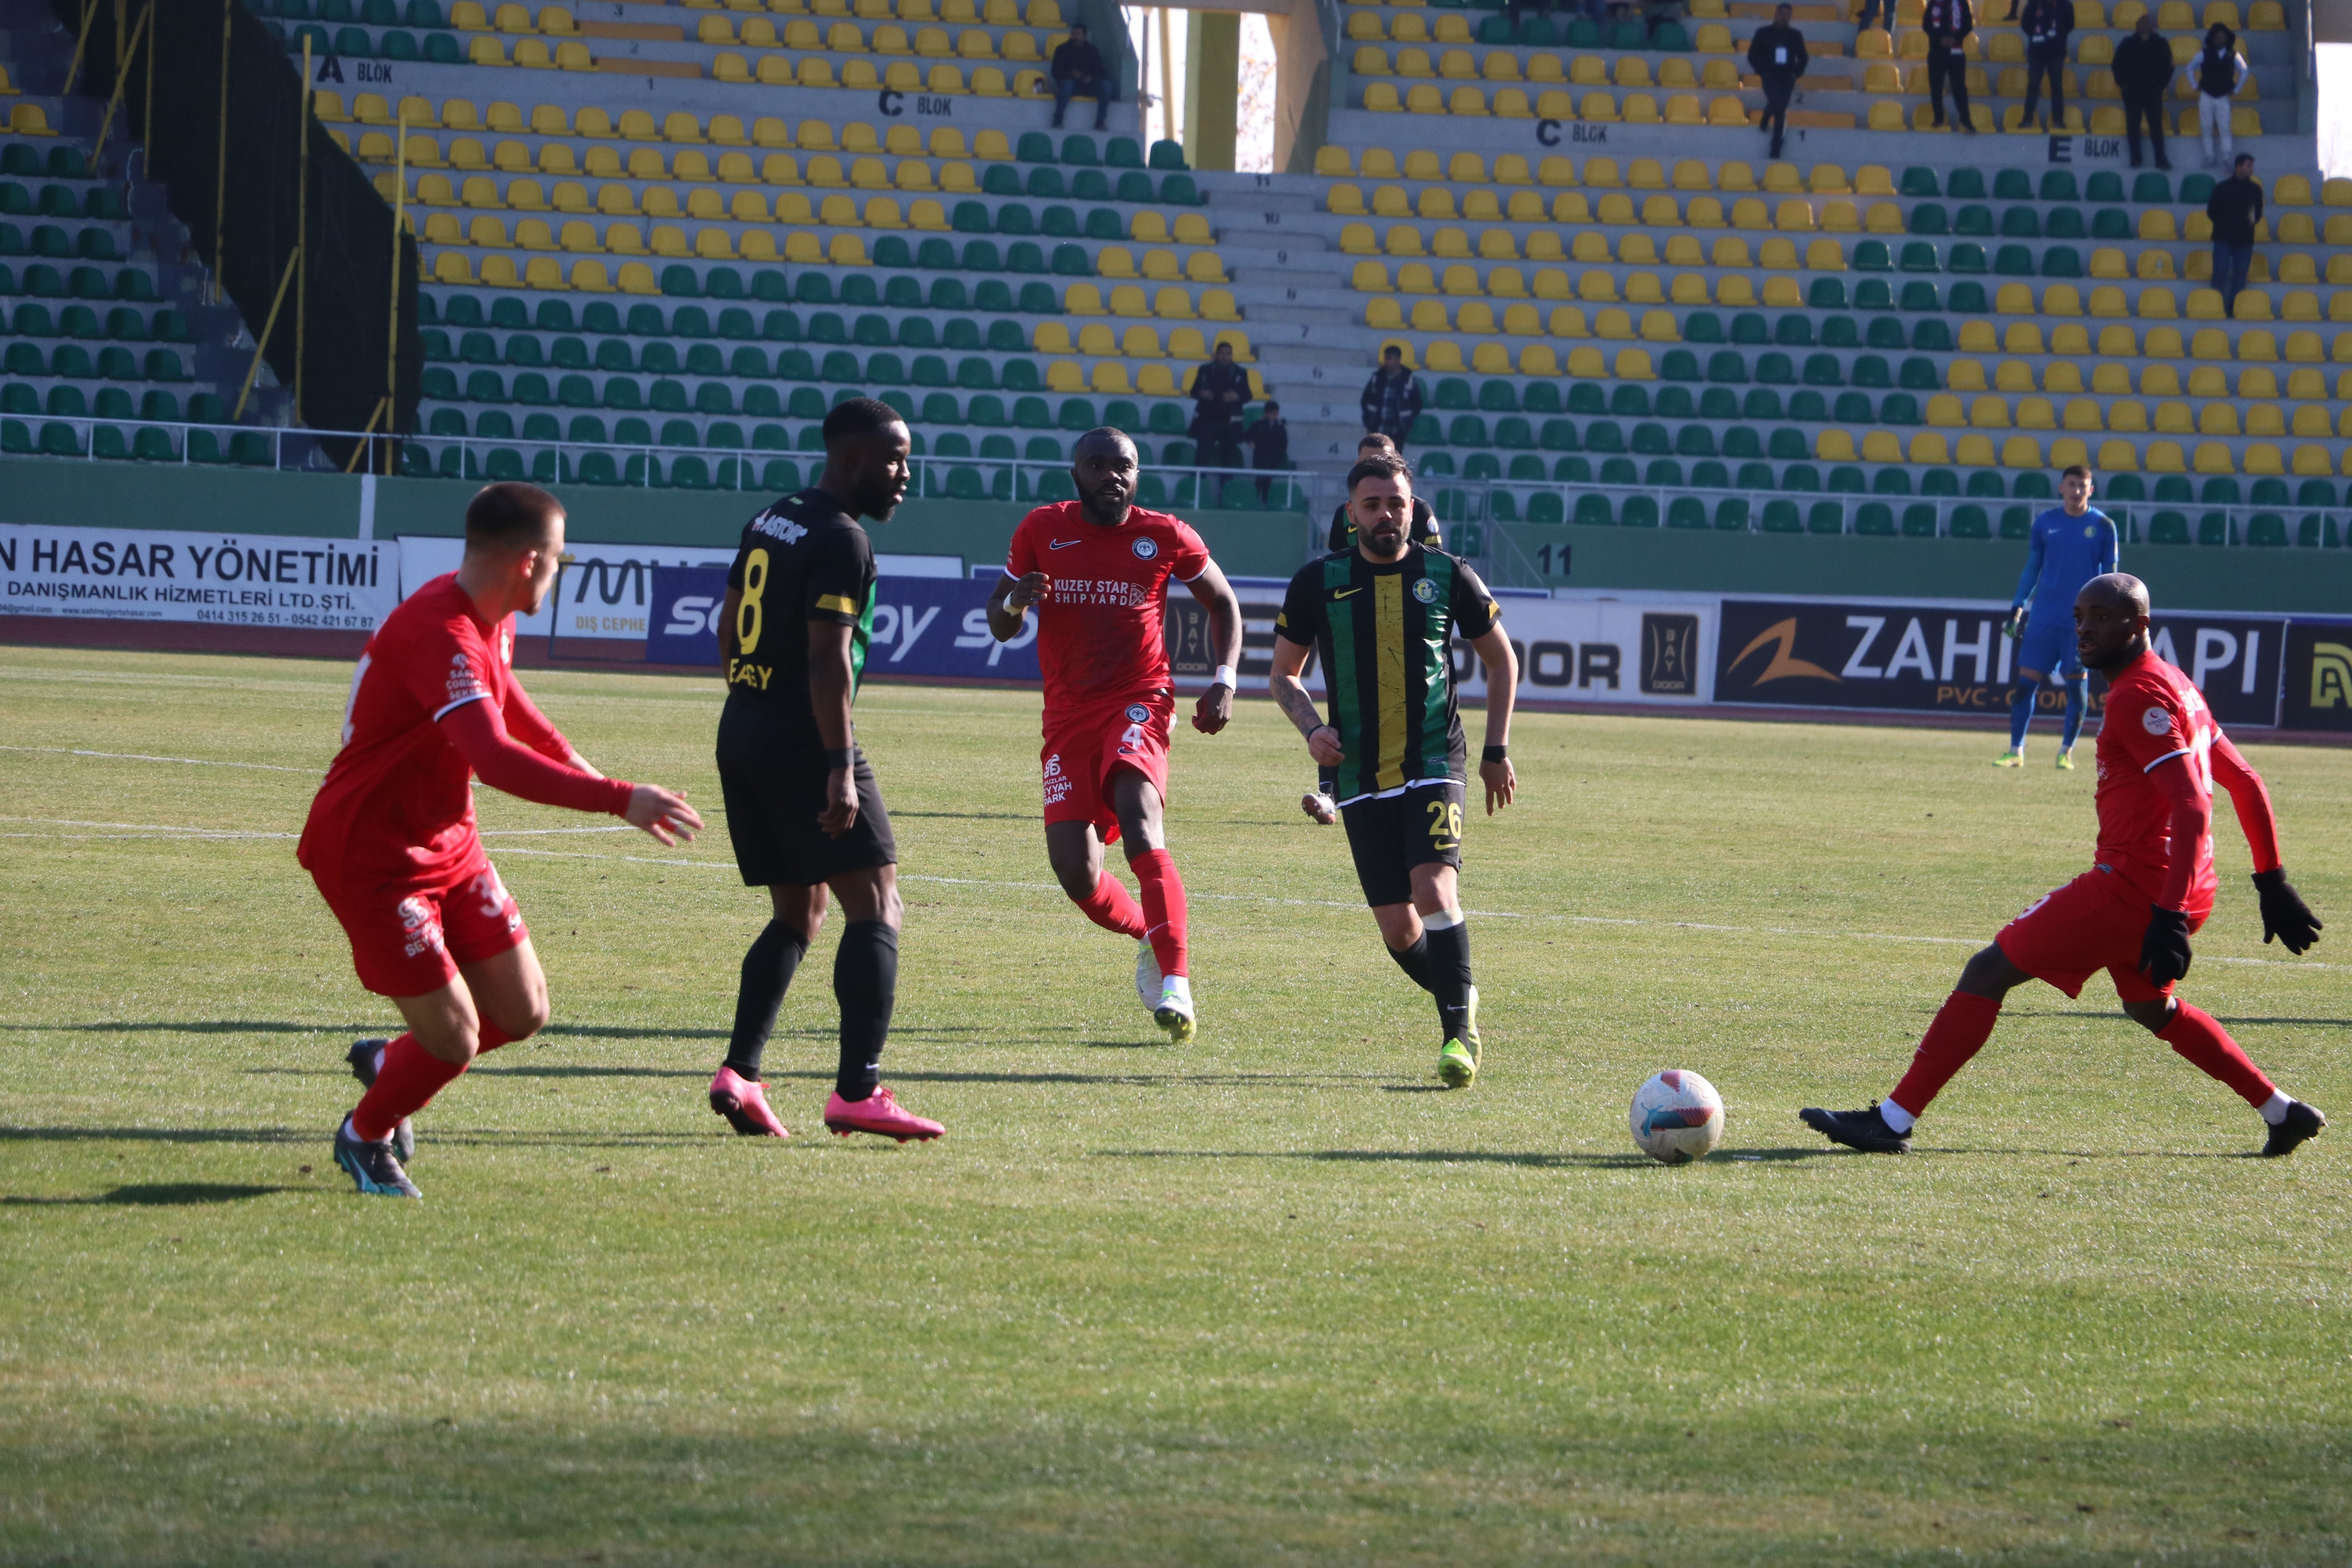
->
<box><xmin>717</xmin><ymin>745</ymin><xmax>898</xmax><ymax>889</ymax></box>
<box><xmin>1339</xmin><ymin>780</ymin><xmax>1465</xmax><ymax>907</ymax></box>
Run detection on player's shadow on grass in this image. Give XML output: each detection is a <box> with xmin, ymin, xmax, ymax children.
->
<box><xmin>1</xmin><ymin>1183</ymin><xmax>291</xmax><ymax>1205</ymax></box>
<box><xmin>0</xmin><ymin>1020</ymin><xmax>379</xmax><ymax>1035</ymax></box>
<box><xmin>1101</xmin><ymin>1148</ymin><xmax>1662</xmax><ymax>1169</ymax></box>
<box><xmin>0</xmin><ymin>1125</ymin><xmax>310</xmax><ymax>1145</ymax></box>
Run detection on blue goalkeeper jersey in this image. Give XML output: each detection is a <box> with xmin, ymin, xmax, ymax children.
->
<box><xmin>2013</xmin><ymin>506</ymin><xmax>2120</xmax><ymax>618</ymax></box>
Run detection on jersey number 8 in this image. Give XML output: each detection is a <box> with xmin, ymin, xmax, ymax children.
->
<box><xmin>736</xmin><ymin>549</ymin><xmax>769</xmax><ymax>658</ymax></box>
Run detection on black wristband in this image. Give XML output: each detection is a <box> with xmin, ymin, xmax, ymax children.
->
<box><xmin>824</xmin><ymin>748</ymin><xmax>855</xmax><ymax>769</ymax></box>
<box><xmin>1482</xmin><ymin>744</ymin><xmax>1508</xmax><ymax>764</ymax></box>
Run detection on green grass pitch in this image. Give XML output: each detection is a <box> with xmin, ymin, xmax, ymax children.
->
<box><xmin>2</xmin><ymin>643</ymin><xmax>2348</xmax><ymax>1565</ymax></box>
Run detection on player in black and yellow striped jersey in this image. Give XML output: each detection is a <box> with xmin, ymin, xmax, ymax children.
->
<box><xmin>1269</xmin><ymin>453</ymin><xmax>1521</xmax><ymax>1089</ymax></box>
<box><xmin>709</xmin><ymin>396</ymin><xmax>943</xmax><ymax>1146</ymax></box>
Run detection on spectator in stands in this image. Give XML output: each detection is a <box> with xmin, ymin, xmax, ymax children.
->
<box><xmin>1920</xmin><ymin>0</ymin><xmax>1976</xmax><ymax>133</ymax></box>
<box><xmin>1049</xmin><ymin>24</ymin><xmax>1116</xmax><ymax>132</ymax></box>
<box><xmin>2112</xmin><ymin>13</ymin><xmax>2175</xmax><ymax>170</ymax></box>
<box><xmin>1245</xmin><ymin>400</ymin><xmax>1289</xmax><ymax>505</ymax></box>
<box><xmin>1746</xmin><ymin>4</ymin><xmax>1807</xmax><ymax>162</ymax></box>
<box><xmin>1360</xmin><ymin>346</ymin><xmax>1424</xmax><ymax>451</ymax></box>
<box><xmin>2017</xmin><ymin>0</ymin><xmax>2072</xmax><ymax>131</ymax></box>
<box><xmin>2194</xmin><ymin>24</ymin><xmax>2249</xmax><ymax>167</ymax></box>
<box><xmin>2207</xmin><ymin>153</ymin><xmax>2263</xmax><ymax>318</ymax></box>
<box><xmin>1188</xmin><ymin>341</ymin><xmax>1250</xmax><ymax>468</ymax></box>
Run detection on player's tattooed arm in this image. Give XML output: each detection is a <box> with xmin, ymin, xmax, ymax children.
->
<box><xmin>1267</xmin><ymin>635</ymin><xmax>1345</xmax><ymax>766</ymax></box>
<box><xmin>1182</xmin><ymin>559</ymin><xmax>1243</xmax><ymax>734</ymax></box>
<box><xmin>987</xmin><ymin>571</ymin><xmax>1049</xmax><ymax>642</ymax></box>
<box><xmin>808</xmin><ymin>621</ymin><xmax>862</xmax><ymax>837</ymax></box>
<box><xmin>1468</xmin><ymin>622</ymin><xmax>1518</xmax><ymax>815</ymax></box>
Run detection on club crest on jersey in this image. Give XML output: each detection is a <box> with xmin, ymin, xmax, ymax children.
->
<box><xmin>2142</xmin><ymin>706</ymin><xmax>2172</xmax><ymax>735</ymax></box>
<box><xmin>1412</xmin><ymin>577</ymin><xmax>1439</xmax><ymax>603</ymax></box>
<box><xmin>1125</xmin><ymin>704</ymin><xmax>1150</xmax><ymax>723</ymax></box>
<box><xmin>1131</xmin><ymin>537</ymin><xmax>1159</xmax><ymax>560</ymax></box>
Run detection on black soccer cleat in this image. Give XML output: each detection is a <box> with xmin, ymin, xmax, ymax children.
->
<box><xmin>2261</xmin><ymin>1101</ymin><xmax>2327</xmax><ymax>1159</ymax></box>
<box><xmin>345</xmin><ymin>1038</ymin><xmax>415</xmax><ymax>1163</ymax></box>
<box><xmin>334</xmin><ymin>1118</ymin><xmax>422</xmax><ymax>1199</ymax></box>
<box><xmin>1799</xmin><ymin>1103</ymin><xmax>1912</xmax><ymax>1154</ymax></box>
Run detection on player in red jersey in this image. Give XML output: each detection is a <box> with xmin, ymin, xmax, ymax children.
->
<box><xmin>984</xmin><ymin>427</ymin><xmax>1241</xmax><ymax>1041</ymax></box>
<box><xmin>299</xmin><ymin>483</ymin><xmax>704</xmax><ymax>1198</ymax></box>
<box><xmin>1802</xmin><ymin>573</ymin><xmax>2327</xmax><ymax>1158</ymax></box>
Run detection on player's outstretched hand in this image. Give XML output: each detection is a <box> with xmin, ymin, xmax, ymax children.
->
<box><xmin>1306</xmin><ymin>724</ymin><xmax>1345</xmax><ymax>768</ymax></box>
<box><xmin>1480</xmin><ymin>756</ymin><xmax>1517</xmax><ymax>816</ymax></box>
<box><xmin>817</xmin><ymin>766</ymin><xmax>860</xmax><ymax>838</ymax></box>
<box><xmin>2139</xmin><ymin>905</ymin><xmax>2194</xmax><ymax>987</ymax></box>
<box><xmin>1192</xmin><ymin>682</ymin><xmax>1233</xmax><ymax>734</ymax></box>
<box><xmin>1005</xmin><ymin>571</ymin><xmax>1051</xmax><ymax>612</ymax></box>
<box><xmin>2252</xmin><ymin>868</ymin><xmax>2323</xmax><ymax>955</ymax></box>
<box><xmin>626</xmin><ymin>784</ymin><xmax>704</xmax><ymax>847</ymax></box>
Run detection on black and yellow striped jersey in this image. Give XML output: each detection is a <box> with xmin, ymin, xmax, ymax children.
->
<box><xmin>721</xmin><ymin>488</ymin><xmax>876</xmax><ymax>741</ymax></box>
<box><xmin>1276</xmin><ymin>544</ymin><xmax>1501</xmax><ymax>806</ymax></box>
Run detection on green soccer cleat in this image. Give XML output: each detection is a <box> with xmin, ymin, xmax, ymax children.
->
<box><xmin>2055</xmin><ymin>749</ymin><xmax>2076</xmax><ymax>770</ymax></box>
<box><xmin>1993</xmin><ymin>748</ymin><xmax>2024</xmax><ymax>768</ymax></box>
<box><xmin>1437</xmin><ymin>1038</ymin><xmax>1477</xmax><ymax>1089</ymax></box>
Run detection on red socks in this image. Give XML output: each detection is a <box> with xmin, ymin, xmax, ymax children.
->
<box><xmin>1071</xmin><ymin>870</ymin><xmax>1148</xmax><ymax>940</ymax></box>
<box><xmin>1129</xmin><ymin>848</ymin><xmax>1188</xmax><ymax>979</ymax></box>
<box><xmin>349</xmin><ymin>1020</ymin><xmax>520</xmax><ymax>1142</ymax></box>
<box><xmin>1888</xmin><ymin>991</ymin><xmax>2003</xmax><ymax>1120</ymax></box>
<box><xmin>2160</xmin><ymin>1001</ymin><xmax>2276</xmax><ymax>1109</ymax></box>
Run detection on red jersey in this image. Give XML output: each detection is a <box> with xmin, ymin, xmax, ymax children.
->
<box><xmin>1004</xmin><ymin>501</ymin><xmax>1211</xmax><ymax>714</ymax></box>
<box><xmin>299</xmin><ymin>574</ymin><xmax>622</xmax><ymax>890</ymax></box>
<box><xmin>2093</xmin><ymin>650</ymin><xmax>2221</xmax><ymax>918</ymax></box>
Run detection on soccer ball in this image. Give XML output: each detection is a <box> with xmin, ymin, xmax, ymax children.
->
<box><xmin>1628</xmin><ymin>1070</ymin><xmax>1726</xmax><ymax>1165</ymax></box>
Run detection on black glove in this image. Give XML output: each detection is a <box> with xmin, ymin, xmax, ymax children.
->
<box><xmin>2252</xmin><ymin>868</ymin><xmax>2324</xmax><ymax>955</ymax></box>
<box><xmin>2139</xmin><ymin>905</ymin><xmax>2194</xmax><ymax>987</ymax></box>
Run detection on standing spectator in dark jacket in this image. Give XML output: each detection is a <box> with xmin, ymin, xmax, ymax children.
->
<box><xmin>2111</xmin><ymin>13</ymin><xmax>2174</xmax><ymax>169</ymax></box>
<box><xmin>2207</xmin><ymin>154</ymin><xmax>2263</xmax><ymax>318</ymax></box>
<box><xmin>1747</xmin><ymin>4</ymin><xmax>1808</xmax><ymax>161</ymax></box>
<box><xmin>1360</xmin><ymin>346</ymin><xmax>1423</xmax><ymax>448</ymax></box>
<box><xmin>2018</xmin><ymin>0</ymin><xmax>2073</xmax><ymax>131</ymax></box>
<box><xmin>1245</xmin><ymin>400</ymin><xmax>1289</xmax><ymax>504</ymax></box>
<box><xmin>2194</xmin><ymin>24</ymin><xmax>2248</xmax><ymax>167</ymax></box>
<box><xmin>1921</xmin><ymin>0</ymin><xmax>1976</xmax><ymax>132</ymax></box>
<box><xmin>1187</xmin><ymin>340</ymin><xmax>1250</xmax><ymax>468</ymax></box>
<box><xmin>1049</xmin><ymin>24</ymin><xmax>1116</xmax><ymax>131</ymax></box>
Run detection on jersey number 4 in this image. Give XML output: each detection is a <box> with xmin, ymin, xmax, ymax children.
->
<box><xmin>736</xmin><ymin>549</ymin><xmax>770</xmax><ymax>658</ymax></box>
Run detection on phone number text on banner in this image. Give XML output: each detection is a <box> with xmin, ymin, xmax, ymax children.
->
<box><xmin>1</xmin><ymin>524</ymin><xmax>397</xmax><ymax>630</ymax></box>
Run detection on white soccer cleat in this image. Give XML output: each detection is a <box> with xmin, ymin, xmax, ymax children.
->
<box><xmin>1154</xmin><ymin>975</ymin><xmax>1196</xmax><ymax>1044</ymax></box>
<box><xmin>1301</xmin><ymin>791</ymin><xmax>1338</xmax><ymax>826</ymax></box>
<box><xmin>1135</xmin><ymin>940</ymin><xmax>1162</xmax><ymax>1011</ymax></box>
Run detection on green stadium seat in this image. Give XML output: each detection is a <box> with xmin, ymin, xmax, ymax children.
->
<box><xmin>2131</xmin><ymin>172</ymin><xmax>2173</xmax><ymax>204</ymax></box>
<box><xmin>1664</xmin><ymin>496</ymin><xmax>1707</xmax><ymax>530</ymax></box>
<box><xmin>1779</xmin><ymin>463</ymin><xmax>1818</xmax><ymax>492</ymax></box>
<box><xmin>1993</xmin><ymin>245</ymin><xmax>2035</xmax><ymax>277</ymax></box>
<box><xmin>1159</xmin><ymin>174</ymin><xmax>1200</xmax><ymax>205</ymax></box>
<box><xmin>1713</xmin><ymin>497</ymin><xmax>1749</xmax><ymax>530</ymax></box>
<box><xmin>1759</xmin><ymin>499</ymin><xmax>1801</xmax><ymax>534</ymax></box>
<box><xmin>1948</xmin><ymin>245</ymin><xmax>1987</xmax><ymax>276</ymax></box>
<box><xmin>2000</xmin><ymin>207</ymin><xmax>2041</xmax><ymax>239</ymax></box>
<box><xmin>1908</xmin><ymin>206</ymin><xmax>1948</xmax><ymax>238</ymax></box>
<box><xmin>1949</xmin><ymin>504</ymin><xmax>1990</xmax><ymax>539</ymax></box>
<box><xmin>2245</xmin><ymin>513</ymin><xmax>2288</xmax><ymax>547</ymax></box>
<box><xmin>1853</xmin><ymin>242</ymin><xmax>1891</xmax><ymax>274</ymax></box>
<box><xmin>1017</xmin><ymin>131</ymin><xmax>1058</xmax><ymax>164</ymax></box>
<box><xmin>1107</xmin><ymin>137</ymin><xmax>1145</xmax><ymax>169</ymax></box>
<box><xmin>2146</xmin><ymin>509</ymin><xmax>2190</xmax><ymax>544</ymax></box>
<box><xmin>2046</xmin><ymin>208</ymin><xmax>2085</xmax><ymax>241</ymax></box>
<box><xmin>2180</xmin><ymin>174</ymin><xmax>2214</xmax><ymax>203</ymax></box>
<box><xmin>1855</xmin><ymin>503</ymin><xmax>1895</xmax><ymax>537</ymax></box>
<box><xmin>2196</xmin><ymin>512</ymin><xmax>2231</xmax><ymax>546</ymax></box>
<box><xmin>1619</xmin><ymin>495</ymin><xmax>1659</xmax><ymax>528</ymax></box>
<box><xmin>2001</xmin><ymin>506</ymin><xmax>2034</xmax><ymax>540</ymax></box>
<box><xmin>1573</xmin><ymin>494</ymin><xmax>1613</xmax><ymax>527</ymax></box>
<box><xmin>1684</xmin><ymin>312</ymin><xmax>1723</xmax><ymax>344</ymax></box>
<box><xmin>2041</xmin><ymin>247</ymin><xmax>2080</xmax><ymax>278</ymax></box>
<box><xmin>1147</xmin><ymin>139</ymin><xmax>1187</xmax><ymax>171</ymax></box>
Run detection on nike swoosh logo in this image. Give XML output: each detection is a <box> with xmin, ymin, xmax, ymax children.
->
<box><xmin>1048</xmin><ymin>539</ymin><xmax>1082</xmax><ymax>549</ymax></box>
<box><xmin>1332</xmin><ymin>587</ymin><xmax>1362</xmax><ymax>599</ymax></box>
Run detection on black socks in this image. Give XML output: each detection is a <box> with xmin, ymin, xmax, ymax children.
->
<box><xmin>833</xmin><ymin>920</ymin><xmax>898</xmax><ymax>1102</ymax></box>
<box><xmin>1387</xmin><ymin>934</ymin><xmax>1433</xmax><ymax>992</ymax></box>
<box><xmin>1423</xmin><ymin>917</ymin><xmax>1474</xmax><ymax>1042</ymax></box>
<box><xmin>724</xmin><ymin>919</ymin><xmax>809</xmax><ymax>1080</ymax></box>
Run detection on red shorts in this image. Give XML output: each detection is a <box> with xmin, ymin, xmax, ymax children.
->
<box><xmin>1040</xmin><ymin>693</ymin><xmax>1173</xmax><ymax>843</ymax></box>
<box><xmin>1994</xmin><ymin>867</ymin><xmax>2203</xmax><ymax>1005</ymax></box>
<box><xmin>316</xmin><ymin>853</ymin><xmax>529</xmax><ymax>998</ymax></box>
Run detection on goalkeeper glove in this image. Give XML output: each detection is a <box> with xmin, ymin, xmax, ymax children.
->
<box><xmin>2139</xmin><ymin>906</ymin><xmax>2194</xmax><ymax>988</ymax></box>
<box><xmin>2001</xmin><ymin>606</ymin><xmax>2027</xmax><ymax>640</ymax></box>
<box><xmin>2252</xmin><ymin>868</ymin><xmax>2323</xmax><ymax>955</ymax></box>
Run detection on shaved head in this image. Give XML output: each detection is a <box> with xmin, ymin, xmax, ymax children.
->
<box><xmin>2080</xmin><ymin>572</ymin><xmax>2150</xmax><ymax>617</ymax></box>
<box><xmin>1073</xmin><ymin>426</ymin><xmax>1136</xmax><ymax>464</ymax></box>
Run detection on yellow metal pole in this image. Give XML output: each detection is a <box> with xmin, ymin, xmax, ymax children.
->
<box><xmin>214</xmin><ymin>0</ymin><xmax>231</xmax><ymax>306</ymax></box>
<box><xmin>343</xmin><ymin>397</ymin><xmax>389</xmax><ymax>472</ymax></box>
<box><xmin>231</xmin><ymin>245</ymin><xmax>301</xmax><ymax>422</ymax></box>
<box><xmin>387</xmin><ymin>107</ymin><xmax>408</xmax><ymax>475</ymax></box>
<box><xmin>62</xmin><ymin>0</ymin><xmax>98</xmax><ymax>96</ymax></box>
<box><xmin>142</xmin><ymin>0</ymin><xmax>154</xmax><ymax>174</ymax></box>
<box><xmin>89</xmin><ymin>3</ymin><xmax>149</xmax><ymax>165</ymax></box>
<box><xmin>297</xmin><ymin>33</ymin><xmax>312</xmax><ymax>424</ymax></box>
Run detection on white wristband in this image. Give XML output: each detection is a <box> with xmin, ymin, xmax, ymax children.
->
<box><xmin>1212</xmin><ymin>664</ymin><xmax>1237</xmax><ymax>689</ymax></box>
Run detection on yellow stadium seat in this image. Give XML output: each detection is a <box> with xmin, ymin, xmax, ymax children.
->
<box><xmin>1708</xmin><ymin>96</ymin><xmax>1749</xmax><ymax>127</ymax></box>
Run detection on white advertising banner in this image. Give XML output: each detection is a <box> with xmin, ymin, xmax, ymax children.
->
<box><xmin>0</xmin><ymin>523</ymin><xmax>397</xmax><ymax>631</ymax></box>
<box><xmin>399</xmin><ymin>538</ymin><xmax>965</xmax><ymax>642</ymax></box>
<box><xmin>1466</xmin><ymin>591</ymin><xmax>1716</xmax><ymax>706</ymax></box>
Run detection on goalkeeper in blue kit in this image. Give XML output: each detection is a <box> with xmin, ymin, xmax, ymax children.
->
<box><xmin>1997</xmin><ymin>464</ymin><xmax>2120</xmax><ymax>769</ymax></box>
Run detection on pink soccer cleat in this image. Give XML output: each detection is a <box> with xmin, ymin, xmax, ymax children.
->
<box><xmin>709</xmin><ymin>1066</ymin><xmax>790</xmax><ymax>1138</ymax></box>
<box><xmin>823</xmin><ymin>1086</ymin><xmax>944</xmax><ymax>1143</ymax></box>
